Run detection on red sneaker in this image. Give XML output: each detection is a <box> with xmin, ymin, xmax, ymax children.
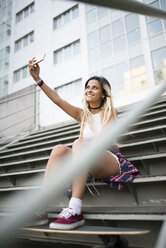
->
<box><xmin>49</xmin><ymin>208</ymin><xmax>85</xmax><ymax>230</ymax></box>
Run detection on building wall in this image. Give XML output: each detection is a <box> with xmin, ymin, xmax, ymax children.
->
<box><xmin>1</xmin><ymin>0</ymin><xmax>166</xmax><ymax>132</ymax></box>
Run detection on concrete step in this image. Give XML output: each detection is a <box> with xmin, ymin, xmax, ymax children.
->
<box><xmin>48</xmin><ymin>205</ymin><xmax>166</xmax><ymax>221</ymax></box>
<box><xmin>25</xmin><ymin>122</ymin><xmax>78</xmax><ymax>139</ymax></box>
<box><xmin>1</xmin><ymin>135</ymin><xmax>165</xmax><ymax>163</ymax></box>
<box><xmin>0</xmin><ymin>175</ymin><xmax>165</xmax><ymax>209</ymax></box>
<box><xmin>131</xmin><ymin>116</ymin><xmax>166</xmax><ymax>130</ymax></box>
<box><xmin>7</xmin><ymin>131</ymin><xmax>79</xmax><ymax>149</ymax></box>
<box><xmin>119</xmin><ymin>136</ymin><xmax>166</xmax><ymax>156</ymax></box>
<box><xmin>120</xmin><ymin>124</ymin><xmax>166</xmax><ymax>143</ymax></box>
<box><xmin>19</xmin><ymin>126</ymin><xmax>80</xmax><ymax>144</ymax></box>
<box><xmin>129</xmin><ymin>152</ymin><xmax>166</xmax><ymax>175</ymax></box>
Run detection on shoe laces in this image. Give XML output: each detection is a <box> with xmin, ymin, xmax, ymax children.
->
<box><xmin>59</xmin><ymin>208</ymin><xmax>75</xmax><ymax>219</ymax></box>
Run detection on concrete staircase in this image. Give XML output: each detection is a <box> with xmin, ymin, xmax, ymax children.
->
<box><xmin>0</xmin><ymin>96</ymin><xmax>166</xmax><ymax>248</ymax></box>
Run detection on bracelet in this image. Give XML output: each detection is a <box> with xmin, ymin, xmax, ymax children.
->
<box><xmin>37</xmin><ymin>79</ymin><xmax>44</xmax><ymax>87</ymax></box>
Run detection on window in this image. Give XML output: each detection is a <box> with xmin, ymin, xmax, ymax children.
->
<box><xmin>54</xmin><ymin>49</ymin><xmax>62</xmax><ymax>64</ymax></box>
<box><xmin>146</xmin><ymin>0</ymin><xmax>159</xmax><ymax>23</ymax></box>
<box><xmin>15</xmin><ymin>31</ymin><xmax>34</xmax><ymax>52</ymax></box>
<box><xmin>88</xmin><ymin>47</ymin><xmax>99</xmax><ymax>62</ymax></box>
<box><xmin>125</xmin><ymin>14</ymin><xmax>139</xmax><ymax>32</ymax></box>
<box><xmin>127</xmin><ymin>28</ymin><xmax>141</xmax><ymax>44</ymax></box>
<box><xmin>99</xmin><ymin>25</ymin><xmax>112</xmax><ymax>56</ymax></box>
<box><xmin>112</xmin><ymin>18</ymin><xmax>124</xmax><ymax>38</ymax></box>
<box><xmin>53</xmin><ymin>5</ymin><xmax>79</xmax><ymax>30</ymax></box>
<box><xmin>16</xmin><ymin>2</ymin><xmax>35</xmax><ymax>23</ymax></box>
<box><xmin>113</xmin><ymin>35</ymin><xmax>126</xmax><ymax>51</ymax></box>
<box><xmin>147</xmin><ymin>19</ymin><xmax>163</xmax><ymax>36</ymax></box>
<box><xmin>73</xmin><ymin>40</ymin><xmax>80</xmax><ymax>55</ymax></box>
<box><xmin>99</xmin><ymin>25</ymin><xmax>111</xmax><ymax>44</ymax></box>
<box><xmin>55</xmin><ymin>79</ymin><xmax>82</xmax><ymax>100</ymax></box>
<box><xmin>151</xmin><ymin>46</ymin><xmax>166</xmax><ymax>84</ymax></box>
<box><xmin>98</xmin><ymin>7</ymin><xmax>109</xmax><ymax>17</ymax></box>
<box><xmin>54</xmin><ymin>40</ymin><xmax>80</xmax><ymax>64</ymax></box>
<box><xmin>0</xmin><ymin>46</ymin><xmax>10</xmax><ymax>71</ymax></box>
<box><xmin>116</xmin><ymin>61</ymin><xmax>129</xmax><ymax>83</ymax></box>
<box><xmin>64</xmin><ymin>45</ymin><xmax>71</xmax><ymax>59</ymax></box>
<box><xmin>72</xmin><ymin>5</ymin><xmax>79</xmax><ymax>19</ymax></box>
<box><xmin>102</xmin><ymin>66</ymin><xmax>115</xmax><ymax>93</ymax></box>
<box><xmin>151</xmin><ymin>46</ymin><xmax>166</xmax><ymax>69</ymax></box>
<box><xmin>0</xmin><ymin>75</ymin><xmax>8</xmax><ymax>98</ymax></box>
<box><xmin>13</xmin><ymin>65</ymin><xmax>29</xmax><ymax>83</ymax></box>
<box><xmin>86</xmin><ymin>8</ymin><xmax>97</xmax><ymax>23</ymax></box>
<box><xmin>87</xmin><ymin>31</ymin><xmax>99</xmax><ymax>49</ymax></box>
<box><xmin>14</xmin><ymin>70</ymin><xmax>21</xmax><ymax>82</ymax></box>
<box><xmin>130</xmin><ymin>55</ymin><xmax>147</xmax><ymax>90</ymax></box>
<box><xmin>64</xmin><ymin>10</ymin><xmax>70</xmax><ymax>24</ymax></box>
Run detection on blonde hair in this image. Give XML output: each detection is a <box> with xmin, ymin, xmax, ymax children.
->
<box><xmin>80</xmin><ymin>76</ymin><xmax>117</xmax><ymax>138</ymax></box>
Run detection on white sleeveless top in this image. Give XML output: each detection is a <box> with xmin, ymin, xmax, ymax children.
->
<box><xmin>82</xmin><ymin>113</ymin><xmax>102</xmax><ymax>141</ymax></box>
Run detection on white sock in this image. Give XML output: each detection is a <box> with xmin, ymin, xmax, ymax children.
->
<box><xmin>68</xmin><ymin>197</ymin><xmax>82</xmax><ymax>214</ymax></box>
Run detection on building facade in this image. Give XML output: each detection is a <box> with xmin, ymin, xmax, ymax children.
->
<box><xmin>0</xmin><ymin>0</ymin><xmax>166</xmax><ymax>128</ymax></box>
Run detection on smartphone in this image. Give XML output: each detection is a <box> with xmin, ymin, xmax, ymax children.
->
<box><xmin>33</xmin><ymin>54</ymin><xmax>46</xmax><ymax>65</ymax></box>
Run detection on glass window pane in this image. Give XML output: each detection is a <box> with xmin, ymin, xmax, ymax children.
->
<box><xmin>98</xmin><ymin>7</ymin><xmax>109</xmax><ymax>17</ymax></box>
<box><xmin>29</xmin><ymin>32</ymin><xmax>34</xmax><ymax>43</ymax></box>
<box><xmin>101</xmin><ymin>41</ymin><xmax>112</xmax><ymax>55</ymax></box>
<box><xmin>54</xmin><ymin>49</ymin><xmax>62</xmax><ymax>64</ymax></box>
<box><xmin>127</xmin><ymin>28</ymin><xmax>141</xmax><ymax>44</ymax></box>
<box><xmin>147</xmin><ymin>19</ymin><xmax>163</xmax><ymax>36</ymax></box>
<box><xmin>116</xmin><ymin>61</ymin><xmax>130</xmax><ymax>82</ymax></box>
<box><xmin>125</xmin><ymin>14</ymin><xmax>139</xmax><ymax>31</ymax></box>
<box><xmin>24</xmin><ymin>7</ymin><xmax>29</xmax><ymax>18</ymax></box>
<box><xmin>146</xmin><ymin>0</ymin><xmax>159</xmax><ymax>22</ymax></box>
<box><xmin>22</xmin><ymin>66</ymin><xmax>27</xmax><ymax>78</ymax></box>
<box><xmin>99</xmin><ymin>25</ymin><xmax>111</xmax><ymax>43</ymax></box>
<box><xmin>102</xmin><ymin>66</ymin><xmax>115</xmax><ymax>83</ymax></box>
<box><xmin>72</xmin><ymin>5</ymin><xmax>79</xmax><ymax>19</ymax></box>
<box><xmin>14</xmin><ymin>70</ymin><xmax>20</xmax><ymax>82</ymax></box>
<box><xmin>112</xmin><ymin>18</ymin><xmax>124</xmax><ymax>38</ymax></box>
<box><xmin>161</xmin><ymin>0</ymin><xmax>166</xmax><ymax>10</ymax></box>
<box><xmin>23</xmin><ymin>36</ymin><xmax>28</xmax><ymax>47</ymax></box>
<box><xmin>73</xmin><ymin>41</ymin><xmax>80</xmax><ymax>55</ymax></box>
<box><xmin>113</xmin><ymin>35</ymin><xmax>126</xmax><ymax>51</ymax></box>
<box><xmin>54</xmin><ymin>16</ymin><xmax>62</xmax><ymax>29</ymax></box>
<box><xmin>64</xmin><ymin>11</ymin><xmax>70</xmax><ymax>24</ymax></box>
<box><xmin>75</xmin><ymin>79</ymin><xmax>82</xmax><ymax>95</ymax></box>
<box><xmin>88</xmin><ymin>47</ymin><xmax>99</xmax><ymax>62</ymax></box>
<box><xmin>151</xmin><ymin>46</ymin><xmax>166</xmax><ymax>69</ymax></box>
<box><xmin>64</xmin><ymin>45</ymin><xmax>71</xmax><ymax>59</ymax></box>
<box><xmin>87</xmin><ymin>31</ymin><xmax>99</xmax><ymax>49</ymax></box>
<box><xmin>30</xmin><ymin>4</ymin><xmax>35</xmax><ymax>13</ymax></box>
<box><xmin>86</xmin><ymin>4</ymin><xmax>95</xmax><ymax>12</ymax></box>
<box><xmin>130</xmin><ymin>55</ymin><xmax>145</xmax><ymax>76</ymax></box>
<box><xmin>86</xmin><ymin>8</ymin><xmax>97</xmax><ymax>23</ymax></box>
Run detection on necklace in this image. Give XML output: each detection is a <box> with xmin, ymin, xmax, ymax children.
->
<box><xmin>89</xmin><ymin>106</ymin><xmax>101</xmax><ymax>110</ymax></box>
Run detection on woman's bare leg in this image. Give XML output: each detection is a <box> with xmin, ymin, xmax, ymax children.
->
<box><xmin>71</xmin><ymin>139</ymin><xmax>88</xmax><ymax>200</ymax></box>
<box><xmin>43</xmin><ymin>144</ymin><xmax>71</xmax><ymax>186</ymax></box>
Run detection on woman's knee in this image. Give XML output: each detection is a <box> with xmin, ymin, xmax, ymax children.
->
<box><xmin>50</xmin><ymin>144</ymin><xmax>70</xmax><ymax>158</ymax></box>
<box><xmin>72</xmin><ymin>138</ymin><xmax>85</xmax><ymax>151</ymax></box>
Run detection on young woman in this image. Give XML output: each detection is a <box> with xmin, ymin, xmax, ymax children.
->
<box><xmin>29</xmin><ymin>58</ymin><xmax>140</xmax><ymax>230</ymax></box>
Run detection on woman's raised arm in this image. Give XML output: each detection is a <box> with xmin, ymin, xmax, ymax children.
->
<box><xmin>29</xmin><ymin>58</ymin><xmax>83</xmax><ymax>123</ymax></box>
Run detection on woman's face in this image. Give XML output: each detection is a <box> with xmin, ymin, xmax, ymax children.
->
<box><xmin>85</xmin><ymin>79</ymin><xmax>103</xmax><ymax>106</ymax></box>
